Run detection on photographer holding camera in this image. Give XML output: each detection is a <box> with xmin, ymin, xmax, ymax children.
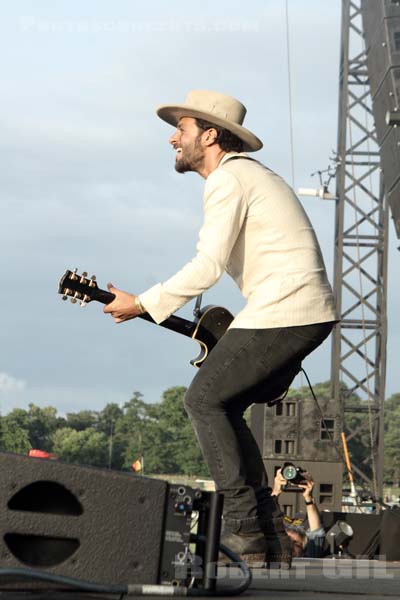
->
<box><xmin>271</xmin><ymin>467</ymin><xmax>325</xmax><ymax>558</ymax></box>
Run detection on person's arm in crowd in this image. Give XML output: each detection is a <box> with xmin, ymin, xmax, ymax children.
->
<box><xmin>297</xmin><ymin>477</ymin><xmax>322</xmax><ymax>532</ymax></box>
<box><xmin>271</xmin><ymin>468</ymin><xmax>287</xmax><ymax>497</ymax></box>
<box><xmin>271</xmin><ymin>470</ymin><xmax>322</xmax><ymax>532</ymax></box>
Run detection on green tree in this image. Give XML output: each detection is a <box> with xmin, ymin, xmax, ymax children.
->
<box><xmin>3</xmin><ymin>408</ymin><xmax>29</xmax><ymax>430</ymax></box>
<box><xmin>98</xmin><ymin>404</ymin><xmax>126</xmax><ymax>470</ymax></box>
<box><xmin>27</xmin><ymin>404</ymin><xmax>65</xmax><ymax>451</ymax></box>
<box><xmin>0</xmin><ymin>413</ymin><xmax>31</xmax><ymax>453</ymax></box>
<box><xmin>52</xmin><ymin>427</ymin><xmax>109</xmax><ymax>467</ymax></box>
<box><xmin>116</xmin><ymin>392</ymin><xmax>159</xmax><ymax>471</ymax></box>
<box><xmin>97</xmin><ymin>403</ymin><xmax>123</xmax><ymax>434</ymax></box>
<box><xmin>112</xmin><ymin>388</ymin><xmax>208</xmax><ymax>476</ymax></box>
<box><xmin>0</xmin><ymin>405</ymin><xmax>65</xmax><ymax>454</ymax></box>
<box><xmin>155</xmin><ymin>386</ymin><xmax>208</xmax><ymax>477</ymax></box>
<box><xmin>384</xmin><ymin>393</ymin><xmax>400</xmax><ymax>486</ymax></box>
<box><xmin>65</xmin><ymin>410</ymin><xmax>98</xmax><ymax>431</ymax></box>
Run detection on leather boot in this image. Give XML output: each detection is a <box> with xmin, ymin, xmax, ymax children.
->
<box><xmin>219</xmin><ymin>519</ymin><xmax>266</xmax><ymax>567</ymax></box>
<box><xmin>262</xmin><ymin>515</ymin><xmax>292</xmax><ymax>569</ymax></box>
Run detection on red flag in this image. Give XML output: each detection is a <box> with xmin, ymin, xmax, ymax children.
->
<box><xmin>29</xmin><ymin>449</ymin><xmax>58</xmax><ymax>460</ymax></box>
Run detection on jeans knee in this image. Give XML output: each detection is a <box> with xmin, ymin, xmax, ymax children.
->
<box><xmin>183</xmin><ymin>389</ymin><xmax>195</xmax><ymax>415</ymax></box>
<box><xmin>184</xmin><ymin>381</ymin><xmax>221</xmax><ymax>417</ymax></box>
<box><xmin>183</xmin><ymin>385</ymin><xmax>205</xmax><ymax>417</ymax></box>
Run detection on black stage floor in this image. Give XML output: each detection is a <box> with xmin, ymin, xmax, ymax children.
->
<box><xmin>1</xmin><ymin>559</ymin><xmax>400</xmax><ymax>600</ymax></box>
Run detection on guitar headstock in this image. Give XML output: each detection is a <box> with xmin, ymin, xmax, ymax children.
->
<box><xmin>58</xmin><ymin>269</ymin><xmax>99</xmax><ymax>306</ymax></box>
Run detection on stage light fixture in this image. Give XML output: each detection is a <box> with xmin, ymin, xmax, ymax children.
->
<box><xmin>385</xmin><ymin>110</ymin><xmax>400</xmax><ymax>126</ymax></box>
<box><xmin>326</xmin><ymin>520</ymin><xmax>354</xmax><ymax>557</ymax></box>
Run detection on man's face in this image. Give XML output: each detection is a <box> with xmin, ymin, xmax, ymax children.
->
<box><xmin>285</xmin><ymin>529</ymin><xmax>306</xmax><ymax>558</ymax></box>
<box><xmin>169</xmin><ymin>117</ymin><xmax>205</xmax><ymax>174</ymax></box>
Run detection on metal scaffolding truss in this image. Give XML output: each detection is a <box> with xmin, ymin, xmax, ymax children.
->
<box><xmin>331</xmin><ymin>0</ymin><xmax>389</xmax><ymax>499</ymax></box>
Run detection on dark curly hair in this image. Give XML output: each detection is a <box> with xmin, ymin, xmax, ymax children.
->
<box><xmin>195</xmin><ymin>118</ymin><xmax>244</xmax><ymax>153</ymax></box>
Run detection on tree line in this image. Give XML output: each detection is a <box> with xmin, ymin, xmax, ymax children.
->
<box><xmin>0</xmin><ymin>387</ymin><xmax>208</xmax><ymax>477</ymax></box>
<box><xmin>0</xmin><ymin>383</ymin><xmax>399</xmax><ymax>485</ymax></box>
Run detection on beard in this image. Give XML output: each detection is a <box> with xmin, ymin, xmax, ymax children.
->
<box><xmin>175</xmin><ymin>135</ymin><xmax>205</xmax><ymax>174</ymax></box>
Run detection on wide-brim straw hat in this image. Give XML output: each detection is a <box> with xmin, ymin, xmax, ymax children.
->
<box><xmin>156</xmin><ymin>90</ymin><xmax>263</xmax><ymax>152</ymax></box>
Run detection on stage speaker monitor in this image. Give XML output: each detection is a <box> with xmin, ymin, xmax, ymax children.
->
<box><xmin>0</xmin><ymin>452</ymin><xmax>169</xmax><ymax>588</ymax></box>
<box><xmin>320</xmin><ymin>511</ymin><xmax>382</xmax><ymax>558</ymax></box>
<box><xmin>380</xmin><ymin>507</ymin><xmax>400</xmax><ymax>560</ymax></box>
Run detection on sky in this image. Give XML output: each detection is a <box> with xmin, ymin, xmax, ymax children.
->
<box><xmin>0</xmin><ymin>0</ymin><xmax>399</xmax><ymax>415</ymax></box>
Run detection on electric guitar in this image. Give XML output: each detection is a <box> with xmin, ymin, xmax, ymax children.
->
<box><xmin>58</xmin><ymin>269</ymin><xmax>234</xmax><ymax>368</ymax></box>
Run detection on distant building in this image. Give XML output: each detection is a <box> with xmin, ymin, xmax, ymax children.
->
<box><xmin>251</xmin><ymin>391</ymin><xmax>343</xmax><ymax>516</ymax></box>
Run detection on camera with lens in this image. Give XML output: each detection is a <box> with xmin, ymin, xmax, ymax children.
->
<box><xmin>281</xmin><ymin>462</ymin><xmax>307</xmax><ymax>492</ymax></box>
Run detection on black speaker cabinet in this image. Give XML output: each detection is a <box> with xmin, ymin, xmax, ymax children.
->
<box><xmin>379</xmin><ymin>507</ymin><xmax>400</xmax><ymax>560</ymax></box>
<box><xmin>0</xmin><ymin>452</ymin><xmax>169</xmax><ymax>587</ymax></box>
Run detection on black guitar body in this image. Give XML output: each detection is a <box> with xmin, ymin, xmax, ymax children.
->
<box><xmin>190</xmin><ymin>306</ymin><xmax>234</xmax><ymax>367</ymax></box>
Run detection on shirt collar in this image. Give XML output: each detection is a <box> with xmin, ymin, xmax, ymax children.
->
<box><xmin>219</xmin><ymin>151</ymin><xmax>249</xmax><ymax>166</ymax></box>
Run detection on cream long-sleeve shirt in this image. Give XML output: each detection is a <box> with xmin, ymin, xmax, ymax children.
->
<box><xmin>139</xmin><ymin>153</ymin><xmax>337</xmax><ymax>328</ymax></box>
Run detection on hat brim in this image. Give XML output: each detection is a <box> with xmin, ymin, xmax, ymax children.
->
<box><xmin>157</xmin><ymin>104</ymin><xmax>263</xmax><ymax>152</ymax></box>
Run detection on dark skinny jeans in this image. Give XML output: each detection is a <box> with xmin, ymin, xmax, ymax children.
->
<box><xmin>183</xmin><ymin>321</ymin><xmax>334</xmax><ymax>532</ymax></box>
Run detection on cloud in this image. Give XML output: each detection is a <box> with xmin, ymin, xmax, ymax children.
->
<box><xmin>0</xmin><ymin>373</ymin><xmax>26</xmax><ymax>393</ymax></box>
<box><xmin>0</xmin><ymin>0</ymin><xmax>397</xmax><ymax>414</ymax></box>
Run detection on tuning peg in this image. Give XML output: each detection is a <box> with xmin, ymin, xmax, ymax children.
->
<box><xmin>70</xmin><ymin>268</ymin><xmax>78</xmax><ymax>281</ymax></box>
<box><xmin>89</xmin><ymin>275</ymin><xmax>96</xmax><ymax>288</ymax></box>
<box><xmin>80</xmin><ymin>272</ymin><xmax>88</xmax><ymax>283</ymax></box>
<box><xmin>70</xmin><ymin>298</ymin><xmax>77</xmax><ymax>304</ymax></box>
<box><xmin>62</xmin><ymin>295</ymin><xmax>68</xmax><ymax>301</ymax></box>
<box><xmin>80</xmin><ymin>294</ymin><xmax>90</xmax><ymax>307</ymax></box>
<box><xmin>73</xmin><ymin>291</ymin><xmax>81</xmax><ymax>299</ymax></box>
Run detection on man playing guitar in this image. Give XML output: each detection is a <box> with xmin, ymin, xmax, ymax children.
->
<box><xmin>102</xmin><ymin>90</ymin><xmax>337</xmax><ymax>568</ymax></box>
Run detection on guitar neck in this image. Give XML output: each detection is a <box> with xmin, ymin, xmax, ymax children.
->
<box><xmin>97</xmin><ymin>289</ymin><xmax>197</xmax><ymax>339</ymax></box>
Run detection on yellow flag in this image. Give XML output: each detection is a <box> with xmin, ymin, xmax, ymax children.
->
<box><xmin>132</xmin><ymin>459</ymin><xmax>142</xmax><ymax>472</ymax></box>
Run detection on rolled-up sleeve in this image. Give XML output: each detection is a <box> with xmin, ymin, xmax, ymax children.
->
<box><xmin>139</xmin><ymin>169</ymin><xmax>246</xmax><ymax>323</ymax></box>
